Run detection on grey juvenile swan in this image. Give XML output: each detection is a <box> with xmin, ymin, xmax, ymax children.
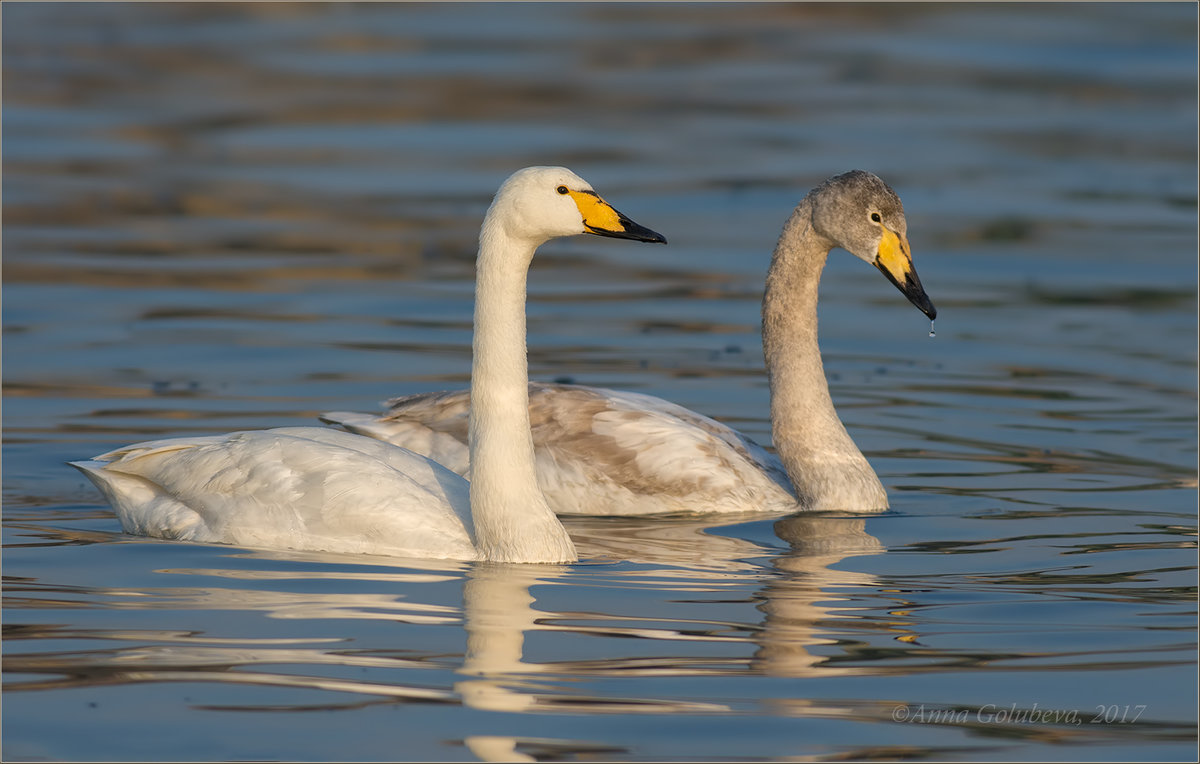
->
<box><xmin>323</xmin><ymin>170</ymin><xmax>936</xmax><ymax>515</ymax></box>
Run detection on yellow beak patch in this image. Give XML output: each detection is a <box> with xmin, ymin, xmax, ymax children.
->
<box><xmin>872</xmin><ymin>225</ymin><xmax>937</xmax><ymax>320</ymax></box>
<box><xmin>567</xmin><ymin>189</ymin><xmax>624</xmax><ymax>234</ymax></box>
<box><xmin>875</xmin><ymin>227</ymin><xmax>915</xmax><ymax>283</ymax></box>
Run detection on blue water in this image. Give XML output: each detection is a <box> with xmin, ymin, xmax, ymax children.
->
<box><xmin>3</xmin><ymin>3</ymin><xmax>1196</xmax><ymax>761</ymax></box>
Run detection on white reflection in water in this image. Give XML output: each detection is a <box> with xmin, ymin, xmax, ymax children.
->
<box><xmin>450</xmin><ymin>516</ymin><xmax>884</xmax><ymax>724</ymax></box>
<box><xmin>92</xmin><ymin>584</ymin><xmax>460</xmax><ymax>624</ymax></box>
<box><xmin>5</xmin><ymin>515</ymin><xmax>887</xmax><ymax>720</ymax></box>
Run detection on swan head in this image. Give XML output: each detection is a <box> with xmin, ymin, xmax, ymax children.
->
<box><xmin>486</xmin><ymin>166</ymin><xmax>667</xmax><ymax>247</ymax></box>
<box><xmin>811</xmin><ymin>169</ymin><xmax>936</xmax><ymax>320</ymax></box>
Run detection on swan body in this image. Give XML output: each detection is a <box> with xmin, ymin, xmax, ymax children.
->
<box><xmin>72</xmin><ymin>427</ymin><xmax>479</xmax><ymax>558</ymax></box>
<box><xmin>72</xmin><ymin>166</ymin><xmax>666</xmax><ymax>562</ymax></box>
<box><xmin>323</xmin><ymin>170</ymin><xmax>936</xmax><ymax>515</ymax></box>
<box><xmin>325</xmin><ymin>382</ymin><xmax>797</xmax><ymax>516</ymax></box>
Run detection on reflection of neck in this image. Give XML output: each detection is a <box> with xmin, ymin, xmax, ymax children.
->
<box><xmin>762</xmin><ymin>201</ymin><xmax>887</xmax><ymax>510</ymax></box>
<box><xmin>461</xmin><ymin>564</ymin><xmax>541</xmax><ymax>676</ymax></box>
<box><xmin>456</xmin><ymin>564</ymin><xmax>553</xmax><ymax>716</ymax></box>
<box><xmin>752</xmin><ymin>516</ymin><xmax>883</xmax><ymax>678</ymax></box>
<box><xmin>468</xmin><ymin>224</ymin><xmax>576</xmax><ymax>562</ymax></box>
<box><xmin>465</xmin><ymin>737</ymin><xmax>536</xmax><ymax>763</ymax></box>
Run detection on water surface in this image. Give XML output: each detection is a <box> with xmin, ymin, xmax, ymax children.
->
<box><xmin>3</xmin><ymin>3</ymin><xmax>1197</xmax><ymax>761</ymax></box>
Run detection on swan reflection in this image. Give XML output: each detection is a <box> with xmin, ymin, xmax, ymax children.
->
<box><xmin>451</xmin><ymin>514</ymin><xmax>888</xmax><ymax>762</ymax></box>
<box><xmin>6</xmin><ymin>513</ymin><xmax>890</xmax><ymax>756</ymax></box>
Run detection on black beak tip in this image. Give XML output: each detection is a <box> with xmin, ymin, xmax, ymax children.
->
<box><xmin>618</xmin><ymin>214</ymin><xmax>667</xmax><ymax>244</ymax></box>
<box><xmin>876</xmin><ymin>261</ymin><xmax>937</xmax><ymax>321</ymax></box>
<box><xmin>588</xmin><ymin>219</ymin><xmax>667</xmax><ymax>244</ymax></box>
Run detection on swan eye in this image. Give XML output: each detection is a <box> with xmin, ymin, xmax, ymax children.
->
<box><xmin>556</xmin><ymin>185</ymin><xmax>569</xmax><ymax>195</ymax></box>
<box><xmin>870</xmin><ymin>212</ymin><xmax>882</xmax><ymax>223</ymax></box>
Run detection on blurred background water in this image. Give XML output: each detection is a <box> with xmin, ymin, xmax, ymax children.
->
<box><xmin>3</xmin><ymin>2</ymin><xmax>1197</xmax><ymax>761</ymax></box>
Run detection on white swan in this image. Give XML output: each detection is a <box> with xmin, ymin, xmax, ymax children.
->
<box><xmin>70</xmin><ymin>166</ymin><xmax>667</xmax><ymax>562</ymax></box>
<box><xmin>323</xmin><ymin>170</ymin><xmax>936</xmax><ymax>515</ymax></box>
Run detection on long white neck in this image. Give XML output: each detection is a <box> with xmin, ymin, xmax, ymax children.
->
<box><xmin>468</xmin><ymin>224</ymin><xmax>577</xmax><ymax>563</ymax></box>
<box><xmin>762</xmin><ymin>200</ymin><xmax>888</xmax><ymax>510</ymax></box>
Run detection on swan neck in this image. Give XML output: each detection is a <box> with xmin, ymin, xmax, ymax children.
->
<box><xmin>762</xmin><ymin>199</ymin><xmax>887</xmax><ymax>510</ymax></box>
<box><xmin>468</xmin><ymin>223</ymin><xmax>576</xmax><ymax>563</ymax></box>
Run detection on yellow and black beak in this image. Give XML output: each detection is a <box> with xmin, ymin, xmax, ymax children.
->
<box><xmin>567</xmin><ymin>189</ymin><xmax>667</xmax><ymax>244</ymax></box>
<box><xmin>874</xmin><ymin>228</ymin><xmax>936</xmax><ymax>320</ymax></box>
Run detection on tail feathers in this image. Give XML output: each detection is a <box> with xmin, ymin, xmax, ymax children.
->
<box><xmin>69</xmin><ymin>459</ymin><xmax>206</xmax><ymax>540</ymax></box>
<box><xmin>320</xmin><ymin>411</ymin><xmax>388</xmax><ymax>436</ymax></box>
<box><xmin>88</xmin><ymin>435</ymin><xmax>231</xmax><ymax>464</ymax></box>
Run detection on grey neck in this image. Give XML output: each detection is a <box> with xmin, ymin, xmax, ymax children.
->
<box><xmin>761</xmin><ymin>200</ymin><xmax>888</xmax><ymax>510</ymax></box>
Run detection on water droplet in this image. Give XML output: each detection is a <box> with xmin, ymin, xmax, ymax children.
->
<box><xmin>928</xmin><ymin>320</ymin><xmax>936</xmax><ymax>338</ymax></box>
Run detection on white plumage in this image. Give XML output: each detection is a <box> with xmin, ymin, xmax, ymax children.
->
<box><xmin>73</xmin><ymin>427</ymin><xmax>478</xmax><ymax>558</ymax></box>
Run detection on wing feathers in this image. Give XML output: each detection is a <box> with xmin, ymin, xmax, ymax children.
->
<box><xmin>72</xmin><ymin>427</ymin><xmax>477</xmax><ymax>558</ymax></box>
<box><xmin>323</xmin><ymin>383</ymin><xmax>796</xmax><ymax>515</ymax></box>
